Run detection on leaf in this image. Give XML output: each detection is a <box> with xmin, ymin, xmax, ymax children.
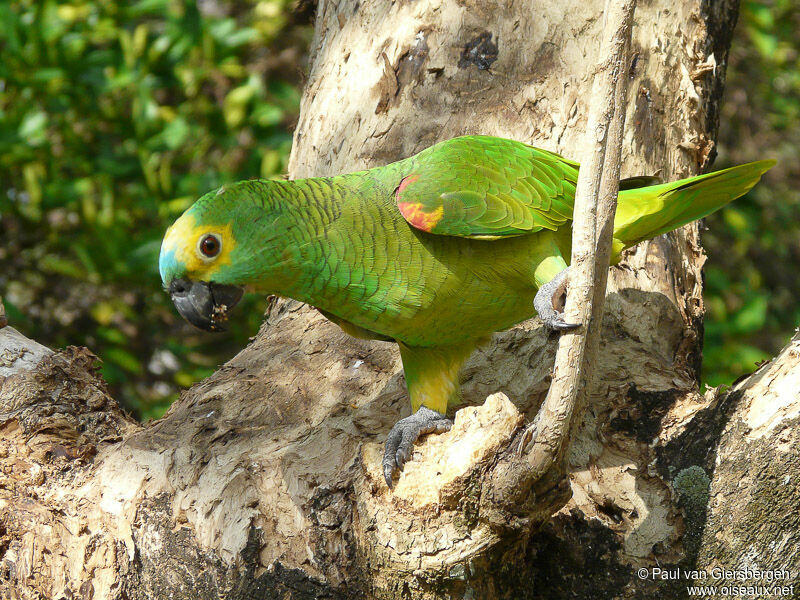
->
<box><xmin>40</xmin><ymin>255</ymin><xmax>87</xmax><ymax>279</ymax></box>
<box><xmin>18</xmin><ymin>111</ymin><xmax>48</xmax><ymax>146</ymax></box>
<box><xmin>104</xmin><ymin>347</ymin><xmax>143</xmax><ymax>375</ymax></box>
<box><xmin>252</xmin><ymin>103</ymin><xmax>284</xmax><ymax>127</ymax></box>
<box><xmin>161</xmin><ymin>117</ymin><xmax>190</xmax><ymax>150</ymax></box>
<box><xmin>733</xmin><ymin>295</ymin><xmax>768</xmax><ymax>335</ymax></box>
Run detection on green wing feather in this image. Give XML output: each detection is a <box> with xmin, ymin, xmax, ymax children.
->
<box><xmin>395</xmin><ymin>135</ymin><xmax>774</xmax><ymax>254</ymax></box>
<box><xmin>395</xmin><ymin>136</ymin><xmax>579</xmax><ymax>239</ymax></box>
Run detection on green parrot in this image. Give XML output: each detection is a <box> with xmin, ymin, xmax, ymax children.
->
<box><xmin>158</xmin><ymin>135</ymin><xmax>774</xmax><ymax>487</ymax></box>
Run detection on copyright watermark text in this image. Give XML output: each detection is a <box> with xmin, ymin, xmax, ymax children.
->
<box><xmin>637</xmin><ymin>567</ymin><xmax>795</xmax><ymax>597</ymax></box>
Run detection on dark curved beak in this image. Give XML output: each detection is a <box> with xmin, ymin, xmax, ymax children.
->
<box><xmin>168</xmin><ymin>278</ymin><xmax>244</xmax><ymax>332</ymax></box>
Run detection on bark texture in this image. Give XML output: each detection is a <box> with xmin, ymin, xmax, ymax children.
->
<box><xmin>4</xmin><ymin>1</ymin><xmax>798</xmax><ymax>599</ymax></box>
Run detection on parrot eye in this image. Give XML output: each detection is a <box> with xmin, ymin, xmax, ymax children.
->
<box><xmin>198</xmin><ymin>234</ymin><xmax>222</xmax><ymax>259</ymax></box>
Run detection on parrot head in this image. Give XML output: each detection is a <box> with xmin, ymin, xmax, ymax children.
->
<box><xmin>159</xmin><ymin>181</ymin><xmax>281</xmax><ymax>332</ymax></box>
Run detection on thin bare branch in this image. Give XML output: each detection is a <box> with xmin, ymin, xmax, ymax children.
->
<box><xmin>521</xmin><ymin>0</ymin><xmax>637</xmax><ymax>474</ymax></box>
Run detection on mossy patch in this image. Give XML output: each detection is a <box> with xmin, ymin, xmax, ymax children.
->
<box><xmin>673</xmin><ymin>466</ymin><xmax>711</xmax><ymax>561</ymax></box>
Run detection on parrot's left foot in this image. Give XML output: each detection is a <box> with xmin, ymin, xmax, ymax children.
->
<box><xmin>382</xmin><ymin>406</ymin><xmax>452</xmax><ymax>488</ymax></box>
<box><xmin>534</xmin><ymin>267</ymin><xmax>581</xmax><ymax>331</ymax></box>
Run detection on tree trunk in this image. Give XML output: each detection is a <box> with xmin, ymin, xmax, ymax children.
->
<box><xmin>4</xmin><ymin>1</ymin><xmax>798</xmax><ymax>599</ymax></box>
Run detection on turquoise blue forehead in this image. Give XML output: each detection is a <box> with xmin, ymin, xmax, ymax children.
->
<box><xmin>158</xmin><ymin>247</ymin><xmax>181</xmax><ymax>284</ymax></box>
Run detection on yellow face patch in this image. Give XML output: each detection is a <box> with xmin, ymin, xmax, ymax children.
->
<box><xmin>161</xmin><ymin>212</ymin><xmax>236</xmax><ymax>281</ymax></box>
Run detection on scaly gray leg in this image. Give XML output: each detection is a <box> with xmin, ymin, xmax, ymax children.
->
<box><xmin>534</xmin><ymin>267</ymin><xmax>581</xmax><ymax>331</ymax></box>
<box><xmin>382</xmin><ymin>406</ymin><xmax>452</xmax><ymax>488</ymax></box>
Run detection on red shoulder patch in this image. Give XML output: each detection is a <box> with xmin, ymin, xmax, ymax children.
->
<box><xmin>396</xmin><ymin>174</ymin><xmax>419</xmax><ymax>197</ymax></box>
<box><xmin>395</xmin><ymin>174</ymin><xmax>443</xmax><ymax>232</ymax></box>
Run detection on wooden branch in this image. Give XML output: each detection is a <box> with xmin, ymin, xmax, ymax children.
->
<box><xmin>522</xmin><ymin>0</ymin><xmax>636</xmax><ymax>473</ymax></box>
<box><xmin>481</xmin><ymin>1</ymin><xmax>637</xmax><ymax>523</ymax></box>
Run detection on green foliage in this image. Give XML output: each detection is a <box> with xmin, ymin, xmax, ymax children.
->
<box><xmin>703</xmin><ymin>0</ymin><xmax>800</xmax><ymax>387</ymax></box>
<box><xmin>0</xmin><ymin>0</ymin><xmax>311</xmax><ymax>419</ymax></box>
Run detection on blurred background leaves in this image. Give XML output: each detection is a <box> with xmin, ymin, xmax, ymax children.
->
<box><xmin>0</xmin><ymin>0</ymin><xmax>796</xmax><ymax>416</ymax></box>
<box><xmin>0</xmin><ymin>0</ymin><xmax>312</xmax><ymax>419</ymax></box>
<box><xmin>705</xmin><ymin>0</ymin><xmax>800</xmax><ymax>387</ymax></box>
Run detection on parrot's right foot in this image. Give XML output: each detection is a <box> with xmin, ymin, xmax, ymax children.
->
<box><xmin>382</xmin><ymin>406</ymin><xmax>452</xmax><ymax>488</ymax></box>
<box><xmin>534</xmin><ymin>267</ymin><xmax>581</xmax><ymax>331</ymax></box>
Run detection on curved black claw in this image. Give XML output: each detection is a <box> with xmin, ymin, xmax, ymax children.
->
<box><xmin>549</xmin><ymin>315</ymin><xmax>581</xmax><ymax>331</ymax></box>
<box><xmin>534</xmin><ymin>267</ymin><xmax>581</xmax><ymax>331</ymax></box>
<box><xmin>382</xmin><ymin>406</ymin><xmax>452</xmax><ymax>488</ymax></box>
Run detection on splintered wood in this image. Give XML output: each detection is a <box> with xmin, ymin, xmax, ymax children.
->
<box><xmin>362</xmin><ymin>393</ymin><xmax>522</xmax><ymax>505</ymax></box>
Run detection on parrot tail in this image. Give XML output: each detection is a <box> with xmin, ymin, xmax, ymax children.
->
<box><xmin>612</xmin><ymin>159</ymin><xmax>776</xmax><ymax>252</ymax></box>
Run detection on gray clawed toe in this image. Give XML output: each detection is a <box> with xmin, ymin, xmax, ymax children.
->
<box><xmin>382</xmin><ymin>406</ymin><xmax>452</xmax><ymax>488</ymax></box>
<box><xmin>534</xmin><ymin>267</ymin><xmax>581</xmax><ymax>331</ymax></box>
